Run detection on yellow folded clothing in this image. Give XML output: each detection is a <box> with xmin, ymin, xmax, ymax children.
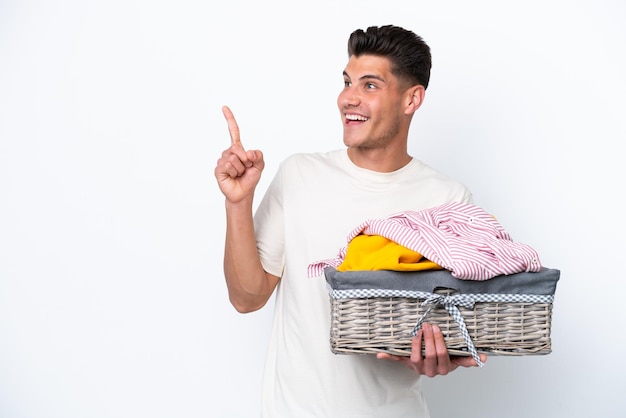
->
<box><xmin>337</xmin><ymin>234</ymin><xmax>442</xmax><ymax>272</ymax></box>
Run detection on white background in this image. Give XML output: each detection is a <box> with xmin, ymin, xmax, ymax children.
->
<box><xmin>1</xmin><ymin>1</ymin><xmax>625</xmax><ymax>417</ymax></box>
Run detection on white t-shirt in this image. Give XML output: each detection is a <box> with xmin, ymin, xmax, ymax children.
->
<box><xmin>253</xmin><ymin>149</ymin><xmax>472</xmax><ymax>418</ymax></box>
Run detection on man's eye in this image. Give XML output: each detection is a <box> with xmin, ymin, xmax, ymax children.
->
<box><xmin>366</xmin><ymin>83</ymin><xmax>376</xmax><ymax>89</ymax></box>
<box><xmin>344</xmin><ymin>81</ymin><xmax>352</xmax><ymax>87</ymax></box>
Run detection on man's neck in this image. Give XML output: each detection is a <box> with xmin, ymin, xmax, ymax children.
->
<box><xmin>346</xmin><ymin>147</ymin><xmax>413</xmax><ymax>173</ymax></box>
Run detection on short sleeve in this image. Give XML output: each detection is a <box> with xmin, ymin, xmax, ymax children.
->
<box><xmin>253</xmin><ymin>166</ymin><xmax>285</xmax><ymax>278</ymax></box>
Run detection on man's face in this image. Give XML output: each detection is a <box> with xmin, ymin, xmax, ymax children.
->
<box><xmin>337</xmin><ymin>54</ymin><xmax>408</xmax><ymax>150</ymax></box>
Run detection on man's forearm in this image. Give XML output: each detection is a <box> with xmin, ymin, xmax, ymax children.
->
<box><xmin>223</xmin><ymin>199</ymin><xmax>277</xmax><ymax>313</ymax></box>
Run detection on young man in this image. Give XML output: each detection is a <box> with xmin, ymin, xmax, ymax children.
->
<box><xmin>215</xmin><ymin>25</ymin><xmax>486</xmax><ymax>418</ymax></box>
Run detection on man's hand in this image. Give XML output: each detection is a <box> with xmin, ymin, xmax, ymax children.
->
<box><xmin>214</xmin><ymin>106</ymin><xmax>265</xmax><ymax>203</ymax></box>
<box><xmin>376</xmin><ymin>323</ymin><xmax>487</xmax><ymax>377</ymax></box>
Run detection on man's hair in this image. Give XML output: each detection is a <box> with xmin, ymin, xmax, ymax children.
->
<box><xmin>347</xmin><ymin>25</ymin><xmax>432</xmax><ymax>89</ymax></box>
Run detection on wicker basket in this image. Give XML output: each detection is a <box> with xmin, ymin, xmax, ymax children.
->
<box><xmin>325</xmin><ymin>267</ymin><xmax>559</xmax><ymax>360</ymax></box>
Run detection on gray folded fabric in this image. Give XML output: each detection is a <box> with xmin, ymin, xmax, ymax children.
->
<box><xmin>325</xmin><ymin>267</ymin><xmax>560</xmax><ymax>295</ymax></box>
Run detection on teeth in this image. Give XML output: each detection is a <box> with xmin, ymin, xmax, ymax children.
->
<box><xmin>346</xmin><ymin>114</ymin><xmax>368</xmax><ymax>121</ymax></box>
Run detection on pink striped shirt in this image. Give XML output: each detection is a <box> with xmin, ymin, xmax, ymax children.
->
<box><xmin>308</xmin><ymin>202</ymin><xmax>541</xmax><ymax>280</ymax></box>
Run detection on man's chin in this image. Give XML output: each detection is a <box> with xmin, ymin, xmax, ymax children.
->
<box><xmin>343</xmin><ymin>136</ymin><xmax>364</xmax><ymax>148</ymax></box>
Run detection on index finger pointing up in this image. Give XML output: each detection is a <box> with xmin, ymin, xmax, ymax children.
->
<box><xmin>222</xmin><ymin>105</ymin><xmax>242</xmax><ymax>146</ymax></box>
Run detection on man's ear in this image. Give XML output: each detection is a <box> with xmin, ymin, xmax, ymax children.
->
<box><xmin>405</xmin><ymin>85</ymin><xmax>426</xmax><ymax>115</ymax></box>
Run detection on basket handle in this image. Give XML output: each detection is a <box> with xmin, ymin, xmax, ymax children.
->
<box><xmin>411</xmin><ymin>294</ymin><xmax>484</xmax><ymax>367</ymax></box>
